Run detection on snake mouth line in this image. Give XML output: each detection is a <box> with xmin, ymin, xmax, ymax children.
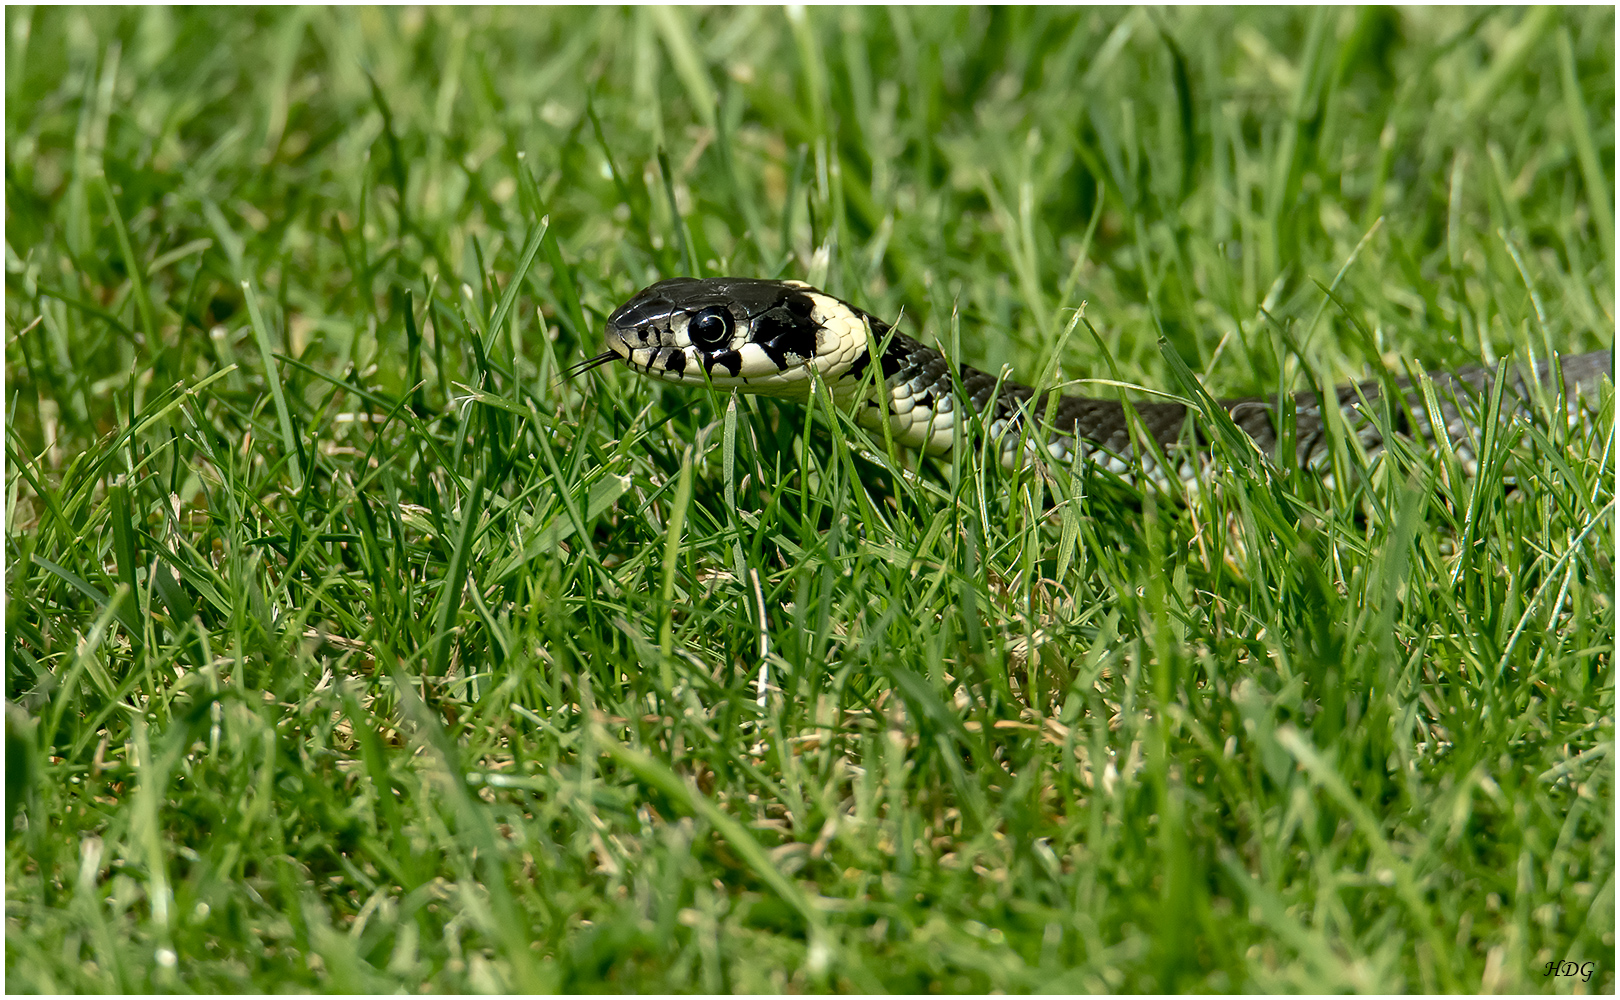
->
<box><xmin>567</xmin><ymin>344</ymin><xmax>696</xmax><ymax>384</ymax></box>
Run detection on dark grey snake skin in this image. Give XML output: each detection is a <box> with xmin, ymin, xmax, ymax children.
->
<box><xmin>877</xmin><ymin>321</ymin><xmax>1614</xmax><ymax>478</ymax></box>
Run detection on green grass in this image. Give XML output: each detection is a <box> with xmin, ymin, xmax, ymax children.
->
<box><xmin>5</xmin><ymin>6</ymin><xmax>1614</xmax><ymax>992</ymax></box>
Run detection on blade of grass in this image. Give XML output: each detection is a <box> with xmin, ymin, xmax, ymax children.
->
<box><xmin>242</xmin><ymin>280</ymin><xmax>303</xmax><ymax>493</ymax></box>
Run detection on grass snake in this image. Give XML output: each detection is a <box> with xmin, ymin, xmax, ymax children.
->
<box><xmin>575</xmin><ymin>277</ymin><xmax>1613</xmax><ymax>487</ymax></box>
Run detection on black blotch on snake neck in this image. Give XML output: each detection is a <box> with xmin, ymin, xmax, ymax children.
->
<box><xmin>752</xmin><ymin>290</ymin><xmax>820</xmax><ymax>368</ymax></box>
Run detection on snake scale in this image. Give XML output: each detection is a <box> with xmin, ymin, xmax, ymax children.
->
<box><xmin>574</xmin><ymin>277</ymin><xmax>1613</xmax><ymax>487</ymax></box>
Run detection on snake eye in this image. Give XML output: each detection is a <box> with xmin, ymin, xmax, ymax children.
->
<box><xmin>687</xmin><ymin>307</ymin><xmax>733</xmax><ymax>351</ymax></box>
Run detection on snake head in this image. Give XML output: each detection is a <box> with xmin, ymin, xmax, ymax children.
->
<box><xmin>585</xmin><ymin>277</ymin><xmax>872</xmax><ymax>397</ymax></box>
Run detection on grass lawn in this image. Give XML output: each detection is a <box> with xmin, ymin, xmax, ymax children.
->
<box><xmin>5</xmin><ymin>7</ymin><xmax>1614</xmax><ymax>992</ymax></box>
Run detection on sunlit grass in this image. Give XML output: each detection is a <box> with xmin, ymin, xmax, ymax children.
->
<box><xmin>6</xmin><ymin>7</ymin><xmax>1613</xmax><ymax>992</ymax></box>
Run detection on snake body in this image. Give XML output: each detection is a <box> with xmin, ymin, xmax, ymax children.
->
<box><xmin>582</xmin><ymin>277</ymin><xmax>1613</xmax><ymax>486</ymax></box>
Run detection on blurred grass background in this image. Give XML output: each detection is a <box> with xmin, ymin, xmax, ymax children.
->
<box><xmin>5</xmin><ymin>6</ymin><xmax>1614</xmax><ymax>991</ymax></box>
